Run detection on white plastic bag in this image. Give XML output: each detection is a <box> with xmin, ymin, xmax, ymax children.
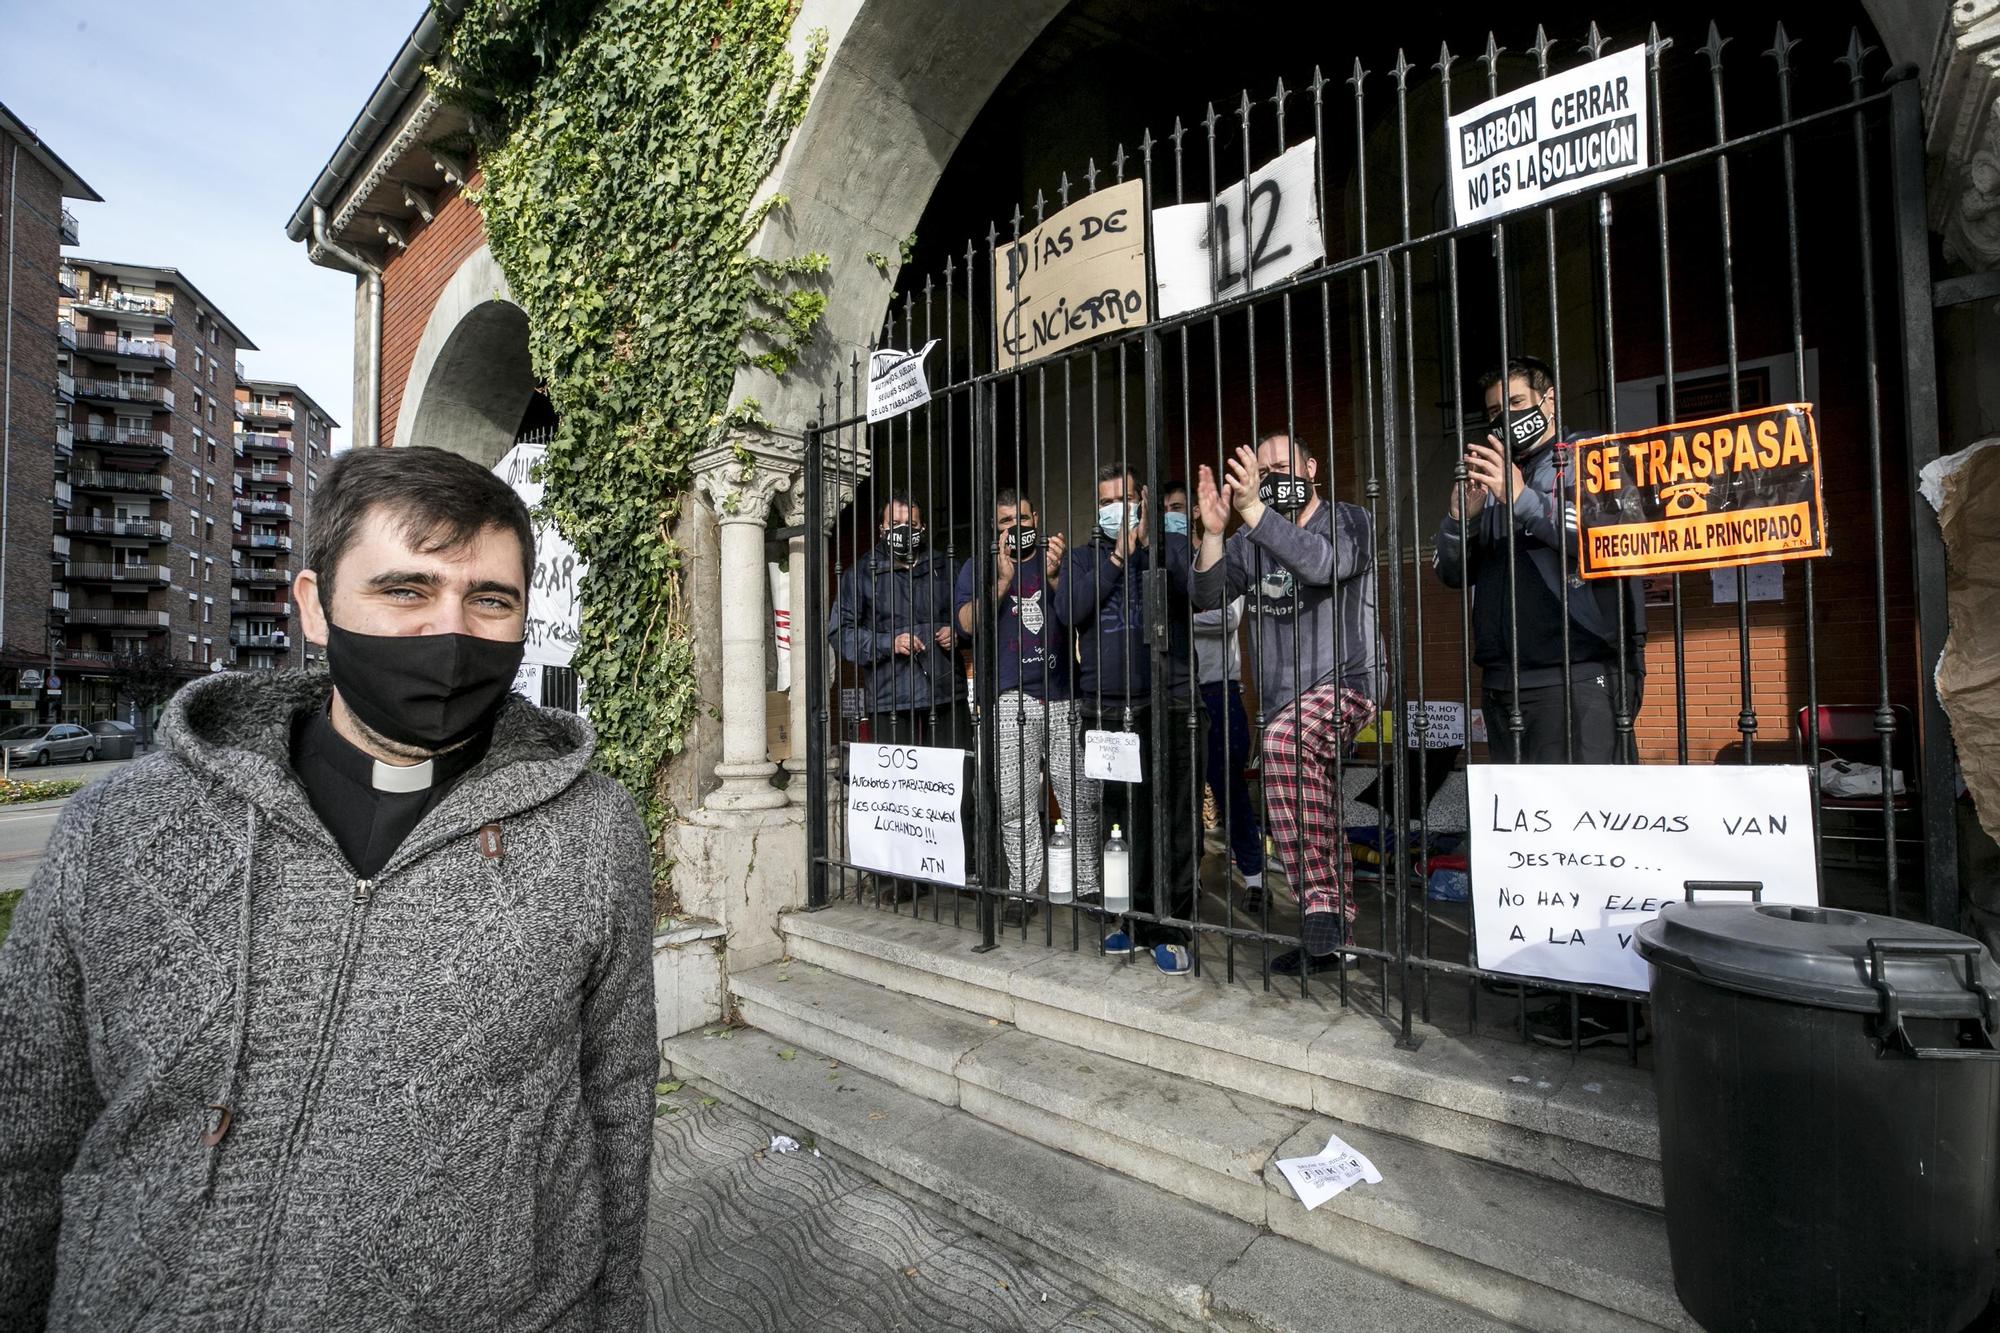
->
<box><xmin>1817</xmin><ymin>758</ymin><xmax>1906</xmax><ymax>799</ymax></box>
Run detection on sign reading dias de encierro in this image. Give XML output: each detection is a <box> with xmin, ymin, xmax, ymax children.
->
<box><xmin>1572</xmin><ymin>402</ymin><xmax>1830</xmax><ymax>580</ymax></box>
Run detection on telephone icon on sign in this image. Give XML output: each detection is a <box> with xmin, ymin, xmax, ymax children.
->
<box><xmin>1659</xmin><ymin>482</ymin><xmax>1711</xmax><ymax>516</ymax></box>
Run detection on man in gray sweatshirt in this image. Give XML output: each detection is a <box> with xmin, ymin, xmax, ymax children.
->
<box><xmin>1194</xmin><ymin>433</ymin><xmax>1377</xmax><ymax>975</ymax></box>
<box><xmin>0</xmin><ymin>447</ymin><xmax>657</xmax><ymax>1331</ymax></box>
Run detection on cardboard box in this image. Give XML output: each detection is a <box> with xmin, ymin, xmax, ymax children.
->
<box><xmin>766</xmin><ymin>690</ymin><xmax>792</xmax><ymax>762</ymax></box>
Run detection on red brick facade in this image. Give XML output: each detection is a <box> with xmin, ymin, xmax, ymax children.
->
<box><xmin>379</xmin><ymin>173</ymin><xmax>487</xmax><ymax>447</ymax></box>
<box><xmin>0</xmin><ymin>124</ymin><xmax>64</xmax><ymax>686</ymax></box>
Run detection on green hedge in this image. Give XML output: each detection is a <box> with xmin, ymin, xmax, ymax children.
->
<box><xmin>0</xmin><ymin>779</ymin><xmax>83</xmax><ymax>805</ymax></box>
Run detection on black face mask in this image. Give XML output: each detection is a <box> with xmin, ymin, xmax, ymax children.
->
<box><xmin>1000</xmin><ymin>525</ymin><xmax>1039</xmax><ymax>556</ymax></box>
<box><xmin>1489</xmin><ymin>404</ymin><xmax>1552</xmax><ymax>457</ymax></box>
<box><xmin>883</xmin><ymin>523</ymin><xmax>924</xmax><ymax>562</ymax></box>
<box><xmin>1258</xmin><ymin>473</ymin><xmax>1312</xmax><ymax>514</ymax></box>
<box><xmin>327</xmin><ymin>623</ymin><xmax>525</xmax><ymax>752</ymax></box>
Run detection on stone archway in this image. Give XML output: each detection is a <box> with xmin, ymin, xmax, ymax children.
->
<box><xmin>395</xmin><ymin>245</ymin><xmax>536</xmax><ymax>467</ymax></box>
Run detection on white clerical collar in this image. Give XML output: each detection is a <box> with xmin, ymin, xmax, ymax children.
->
<box><xmin>371</xmin><ymin>757</ymin><xmax>436</xmax><ymax>794</ymax></box>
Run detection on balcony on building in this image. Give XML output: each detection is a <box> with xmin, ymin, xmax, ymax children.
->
<box><xmin>57</xmin><ymin>320</ymin><xmax>76</xmax><ymax>351</ymax></box>
<box><xmin>63</xmin><ymin>561</ymin><xmax>173</xmax><ymax>587</ymax></box>
<box><xmin>230</xmin><ymin>598</ymin><xmax>293</xmax><ymax>619</ymax></box>
<box><xmin>53</xmin><ymin>480</ymin><xmax>71</xmax><ymax>510</ymax></box>
<box><xmin>69</xmin><ymin>286</ymin><xmax>174</xmax><ymax>327</ymax></box>
<box><xmin>235</xmin><ymin>360</ymin><xmax>248</xmax><ymax>381</ymax></box>
<box><xmin>78</xmin><ymin>426</ymin><xmax>174</xmax><ymax>458</ymax></box>
<box><xmin>51</xmin><ymin>534</ymin><xmax>69</xmax><ymax>559</ymax></box>
<box><xmin>70</xmin><ymin>470</ymin><xmax>172</xmax><ymax>499</ymax></box>
<box><xmin>230</xmin><ymin>630</ymin><xmax>289</xmax><ymax>650</ymax></box>
<box><xmin>241</xmin><ymin>399</ymin><xmax>294</xmax><ymax>427</ymax></box>
<box><xmin>69</xmin><ymin>608</ymin><xmax>171</xmax><ymax>631</ymax></box>
<box><xmin>59</xmin><ymin>208</ymin><xmax>79</xmax><ymax>246</ymax></box>
<box><xmin>236</xmin><ymin>496</ymin><xmax>293</xmax><ymax>519</ymax></box>
<box><xmin>49</xmin><ymin>589</ymin><xmax>69</xmax><ymax>615</ymax></box>
<box><xmin>236</xmin><ymin>432</ymin><xmax>294</xmax><ymax>458</ymax></box>
<box><xmin>56</xmin><ymin>371</ymin><xmax>74</xmax><ymax>403</ymax></box>
<box><xmin>70</xmin><ymin>329</ymin><xmax>176</xmax><ymax>369</ymax></box>
<box><xmin>58</xmin><ymin>266</ymin><xmax>78</xmax><ymax>299</ymax></box>
<box><xmin>231</xmin><ymin>564</ymin><xmax>291</xmax><ymax>586</ymax></box>
<box><xmin>234</xmin><ymin>532</ymin><xmax>294</xmax><ymax>552</ymax></box>
<box><xmin>74</xmin><ymin>378</ymin><xmax>173</xmax><ymax>412</ymax></box>
<box><xmin>65</xmin><ymin>515</ymin><xmax>172</xmax><ymax>542</ymax></box>
<box><xmin>238</xmin><ymin>465</ymin><xmax>293</xmax><ymax>487</ymax></box>
<box><xmin>54</xmin><ymin>422</ymin><xmax>73</xmax><ymax>456</ymax></box>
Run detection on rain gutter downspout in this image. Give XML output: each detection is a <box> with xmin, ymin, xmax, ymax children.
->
<box><xmin>313</xmin><ymin>206</ymin><xmax>382</xmax><ymax>450</ymax></box>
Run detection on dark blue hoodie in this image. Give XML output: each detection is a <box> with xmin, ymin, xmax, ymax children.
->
<box><xmin>1055</xmin><ymin>532</ymin><xmax>1197</xmax><ymax>707</ymax></box>
<box><xmin>829</xmin><ymin>544</ymin><xmax>965</xmax><ymax>714</ymax></box>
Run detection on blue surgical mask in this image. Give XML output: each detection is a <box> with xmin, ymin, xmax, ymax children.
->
<box><xmin>1096</xmin><ymin>501</ymin><xmax>1135</xmax><ymax>540</ymax></box>
<box><xmin>1162</xmin><ymin>511</ymin><xmax>1190</xmax><ymax>536</ymax></box>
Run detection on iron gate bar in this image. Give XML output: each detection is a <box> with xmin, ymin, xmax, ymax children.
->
<box><xmin>1648</xmin><ymin>26</ymin><xmax>1691</xmax><ymax>769</ymax></box>
<box><xmin>1889</xmin><ymin>72</ymin><xmax>1960</xmax><ymax>929</ymax></box>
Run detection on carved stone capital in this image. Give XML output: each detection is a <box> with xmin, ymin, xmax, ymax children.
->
<box><xmin>1930</xmin><ymin>1</ymin><xmax>2000</xmax><ymax>269</ymax></box>
<box><xmin>691</xmin><ymin>430</ymin><xmax>802</xmax><ymax>526</ymax></box>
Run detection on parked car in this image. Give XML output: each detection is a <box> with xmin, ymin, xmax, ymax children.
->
<box><xmin>87</xmin><ymin>719</ymin><xmax>138</xmax><ymax>760</ymax></box>
<box><xmin>0</xmin><ymin>722</ymin><xmax>97</xmax><ymax>766</ymax></box>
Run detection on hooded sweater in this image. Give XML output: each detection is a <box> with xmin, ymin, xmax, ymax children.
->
<box><xmin>0</xmin><ymin>670</ymin><xmax>657</xmax><ymax>1333</ymax></box>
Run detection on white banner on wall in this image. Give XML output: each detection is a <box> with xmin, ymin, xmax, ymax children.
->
<box><xmin>1446</xmin><ymin>44</ymin><xmax>1650</xmax><ymax>227</ymax></box>
<box><xmin>769</xmin><ymin>561</ymin><xmax>791</xmax><ymax>693</ymax></box>
<box><xmin>845</xmin><ymin>741</ymin><xmax>966</xmax><ymax>886</ymax></box>
<box><xmin>494</xmin><ymin>441</ymin><xmax>583</xmax><ymax>669</ymax></box>
<box><xmin>1468</xmin><ymin>763</ymin><xmax>1817</xmax><ymax>991</ymax></box>
<box><xmin>866</xmin><ymin>340</ymin><xmax>939</xmax><ymax>423</ymax></box>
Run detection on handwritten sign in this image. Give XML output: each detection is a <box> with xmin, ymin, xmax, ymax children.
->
<box><xmin>1447</xmin><ymin>44</ymin><xmax>1650</xmax><ymax>226</ymax></box>
<box><xmin>1468</xmin><ymin>763</ymin><xmax>1817</xmax><ymax>991</ymax></box>
<box><xmin>993</xmin><ymin>178</ymin><xmax>1150</xmax><ymax>367</ymax></box>
<box><xmin>866</xmin><ymin>339</ymin><xmax>939</xmax><ymax>423</ymax></box>
<box><xmin>511</xmin><ymin>661</ymin><xmax>543</xmax><ymax>705</ymax></box>
<box><xmin>495</xmin><ymin>441</ymin><xmax>583</xmax><ymax>669</ymax></box>
<box><xmin>1153</xmin><ymin>138</ymin><xmax>1326</xmax><ymax>319</ymax></box>
<box><xmin>846</xmin><ymin>741</ymin><xmax>966</xmax><ymax>885</ymax></box>
<box><xmin>1573</xmin><ymin>403</ymin><xmax>1828</xmax><ymax>579</ymax></box>
<box><xmin>1083</xmin><ymin>729</ymin><xmax>1143</xmax><ymax>783</ymax></box>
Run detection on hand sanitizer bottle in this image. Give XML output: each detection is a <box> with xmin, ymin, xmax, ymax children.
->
<box><xmin>1102</xmin><ymin>824</ymin><xmax>1131</xmax><ymax>915</ymax></box>
<box><xmin>1046</xmin><ymin>820</ymin><xmax>1074</xmax><ymax>905</ymax></box>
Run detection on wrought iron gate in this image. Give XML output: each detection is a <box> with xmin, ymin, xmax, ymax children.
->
<box><xmin>801</xmin><ymin>20</ymin><xmax>1952</xmax><ymax>1052</ymax></box>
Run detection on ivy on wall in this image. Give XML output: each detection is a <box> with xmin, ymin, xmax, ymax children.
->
<box><xmin>433</xmin><ymin>0</ymin><xmax>828</xmax><ymax>915</ymax></box>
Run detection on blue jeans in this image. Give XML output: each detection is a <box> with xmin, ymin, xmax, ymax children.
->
<box><xmin>1199</xmin><ymin>680</ymin><xmax>1263</xmax><ymax>876</ymax></box>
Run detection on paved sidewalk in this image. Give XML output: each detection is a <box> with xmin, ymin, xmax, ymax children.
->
<box><xmin>644</xmin><ymin>1087</ymin><xmax>1165</xmax><ymax>1333</ymax></box>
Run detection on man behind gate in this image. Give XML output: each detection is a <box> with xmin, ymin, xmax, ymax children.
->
<box><xmin>1194</xmin><ymin>433</ymin><xmax>1378</xmax><ymax>977</ymax></box>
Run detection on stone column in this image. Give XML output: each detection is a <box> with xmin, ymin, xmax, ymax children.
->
<box><xmin>693</xmin><ymin>456</ymin><xmax>793</xmax><ymax>811</ymax></box>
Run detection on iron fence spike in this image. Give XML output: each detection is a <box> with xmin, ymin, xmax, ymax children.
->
<box><xmin>1700</xmin><ymin>21</ymin><xmax>1730</xmax><ymax>71</ymax></box>
<box><xmin>1392</xmin><ymin>48</ymin><xmax>1412</xmax><ymax>88</ymax></box>
<box><xmin>1433</xmin><ymin>41</ymin><xmax>1456</xmax><ymax>79</ymax></box>
<box><xmin>1347</xmin><ymin>55</ymin><xmax>1367</xmax><ymax>92</ymax></box>
<box><xmin>1765</xmin><ymin>21</ymin><xmax>1799</xmax><ymax>73</ymax></box>
<box><xmin>1480</xmin><ymin>31</ymin><xmax>1505</xmax><ymax>73</ymax></box>
<box><xmin>1531</xmin><ymin>24</ymin><xmax>1554</xmax><ymax>73</ymax></box>
<box><xmin>1583</xmin><ymin>20</ymin><xmax>1608</xmax><ymax>61</ymax></box>
<box><xmin>1647</xmin><ymin>22</ymin><xmax>1673</xmax><ymax>68</ymax></box>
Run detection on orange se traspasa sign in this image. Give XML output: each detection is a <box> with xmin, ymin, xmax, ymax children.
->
<box><xmin>1572</xmin><ymin>402</ymin><xmax>1829</xmax><ymax>579</ymax></box>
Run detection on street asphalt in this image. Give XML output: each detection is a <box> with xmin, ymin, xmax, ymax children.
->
<box><xmin>0</xmin><ymin>756</ymin><xmax>135</xmax><ymax>892</ymax></box>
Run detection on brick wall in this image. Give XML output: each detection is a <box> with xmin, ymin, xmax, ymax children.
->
<box><xmin>378</xmin><ymin>173</ymin><xmax>488</xmax><ymax>448</ymax></box>
<box><xmin>0</xmin><ymin>129</ymin><xmax>61</xmax><ymax>663</ymax></box>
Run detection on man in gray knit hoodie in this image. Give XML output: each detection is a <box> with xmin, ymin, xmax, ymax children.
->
<box><xmin>0</xmin><ymin>447</ymin><xmax>657</xmax><ymax>1331</ymax></box>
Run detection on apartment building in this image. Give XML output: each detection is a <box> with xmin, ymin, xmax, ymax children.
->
<box><xmin>232</xmin><ymin>378</ymin><xmax>335</xmax><ymax>669</ymax></box>
<box><xmin>0</xmin><ymin>103</ymin><xmax>98</xmax><ymax>723</ymax></box>
<box><xmin>57</xmin><ymin>259</ymin><xmax>257</xmax><ymax>719</ymax></box>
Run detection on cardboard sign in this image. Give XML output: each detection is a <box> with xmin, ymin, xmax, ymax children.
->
<box><xmin>495</xmin><ymin>441</ymin><xmax>584</xmax><ymax>669</ymax></box>
<box><xmin>1083</xmin><ymin>729</ymin><xmax>1143</xmax><ymax>782</ymax></box>
<box><xmin>845</xmin><ymin>741</ymin><xmax>967</xmax><ymax>886</ymax></box>
<box><xmin>1573</xmin><ymin>402</ymin><xmax>1829</xmax><ymax>579</ymax></box>
<box><xmin>993</xmin><ymin>179</ymin><xmax>1150</xmax><ymax>367</ymax></box>
<box><xmin>1468</xmin><ymin>763</ymin><xmax>1817</xmax><ymax>992</ymax></box>
<box><xmin>866</xmin><ymin>339</ymin><xmax>938</xmax><ymax>423</ymax></box>
<box><xmin>1153</xmin><ymin>138</ymin><xmax>1326</xmax><ymax>319</ymax></box>
<box><xmin>1404</xmin><ymin>700</ymin><xmax>1466</xmax><ymax>749</ymax></box>
<box><xmin>1447</xmin><ymin>44</ymin><xmax>1650</xmax><ymax>226</ymax></box>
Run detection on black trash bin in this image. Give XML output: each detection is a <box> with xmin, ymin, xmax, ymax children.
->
<box><xmin>1637</xmin><ymin>902</ymin><xmax>2000</xmax><ymax>1333</ymax></box>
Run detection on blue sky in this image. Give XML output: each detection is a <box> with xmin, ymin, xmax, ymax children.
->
<box><xmin>2</xmin><ymin>0</ymin><xmax>431</xmax><ymax>451</ymax></box>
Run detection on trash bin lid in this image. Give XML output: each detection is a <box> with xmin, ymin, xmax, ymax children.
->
<box><xmin>1636</xmin><ymin>903</ymin><xmax>2000</xmax><ymax>1018</ymax></box>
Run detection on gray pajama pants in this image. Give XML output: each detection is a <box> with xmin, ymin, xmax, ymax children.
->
<box><xmin>994</xmin><ymin>692</ymin><xmax>1098</xmax><ymax>896</ymax></box>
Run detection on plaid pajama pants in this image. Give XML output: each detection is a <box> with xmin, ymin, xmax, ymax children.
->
<box><xmin>1261</xmin><ymin>682</ymin><xmax>1376</xmax><ymax>928</ymax></box>
<box><xmin>994</xmin><ymin>692</ymin><xmax>1098</xmax><ymax>896</ymax></box>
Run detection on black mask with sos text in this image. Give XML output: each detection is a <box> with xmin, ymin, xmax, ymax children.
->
<box><xmin>1258</xmin><ymin>473</ymin><xmax>1312</xmax><ymax>515</ymax></box>
<box><xmin>883</xmin><ymin>523</ymin><xmax>924</xmax><ymax>562</ymax></box>
<box><xmin>1003</xmin><ymin>525</ymin><xmax>1039</xmax><ymax>556</ymax></box>
<box><xmin>327</xmin><ymin>623</ymin><xmax>525</xmax><ymax>752</ymax></box>
<box><xmin>1490</xmin><ymin>404</ymin><xmax>1552</xmax><ymax>457</ymax></box>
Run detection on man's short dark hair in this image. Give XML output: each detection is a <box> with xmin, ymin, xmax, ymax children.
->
<box><xmin>1479</xmin><ymin>355</ymin><xmax>1556</xmax><ymax>398</ymax></box>
<box><xmin>1255</xmin><ymin>432</ymin><xmax>1316</xmax><ymax>465</ymax></box>
<box><xmin>878</xmin><ymin>489</ymin><xmax>919</xmax><ymax>526</ymax></box>
<box><xmin>1095</xmin><ymin>463</ymin><xmax>1140</xmax><ymax>488</ymax></box>
<box><xmin>995</xmin><ymin>487</ymin><xmax>1022</xmax><ymax>510</ymax></box>
<box><xmin>1161</xmin><ymin>478</ymin><xmax>1188</xmax><ymax>499</ymax></box>
<box><xmin>308</xmin><ymin>446</ymin><xmax>535</xmax><ymax>612</ymax></box>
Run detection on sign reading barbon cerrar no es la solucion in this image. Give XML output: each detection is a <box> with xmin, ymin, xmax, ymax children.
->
<box><xmin>1573</xmin><ymin>402</ymin><xmax>1829</xmax><ymax>579</ymax></box>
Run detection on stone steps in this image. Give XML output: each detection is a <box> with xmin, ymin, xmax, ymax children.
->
<box><xmin>663</xmin><ymin>1022</ymin><xmax>1518</xmax><ymax>1333</ymax></box>
<box><xmin>779</xmin><ymin>904</ymin><xmax>1663</xmax><ymax>1207</ymax></box>
<box><xmin>726</xmin><ymin>958</ymin><xmax>1694</xmax><ymax>1333</ymax></box>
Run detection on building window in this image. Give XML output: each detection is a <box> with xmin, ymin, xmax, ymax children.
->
<box><xmin>129</xmin><ymin>549</ymin><xmax>149</xmax><ymax>569</ymax></box>
<box><xmin>193</xmin><ymin>350</ymin><xmax>203</xmax><ymax>376</ymax></box>
<box><xmin>204</xmin><ymin>558</ymin><xmax>212</xmax><ymax>583</ymax></box>
<box><xmin>205</xmin><ymin>519</ymin><xmax>214</xmax><ymax>541</ymax></box>
<box><xmin>191</xmin><ymin>390</ymin><xmax>202</xmax><ymax>414</ymax></box>
<box><xmin>205</xmin><ymin>481</ymin><xmax>213</xmax><ymax>505</ymax></box>
<box><xmin>206</xmin><ymin>441</ymin><xmax>216</xmax><ymax>464</ymax></box>
<box><xmin>188</xmin><ymin>554</ymin><xmax>196</xmax><ymax>580</ymax></box>
<box><xmin>201</xmin><ymin>641</ymin><xmax>211</xmax><ymax>665</ymax></box>
<box><xmin>206</xmin><ymin>401</ymin><xmax>215</xmax><ymax>425</ymax></box>
<box><xmin>208</xmin><ymin>328</ymin><xmax>216</xmax><ymax>345</ymax></box>
<box><xmin>202</xmin><ymin>601</ymin><xmax>210</xmax><ymax>625</ymax></box>
<box><xmin>187</xmin><ymin>513</ymin><xmax>196</xmax><ymax>538</ymax></box>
